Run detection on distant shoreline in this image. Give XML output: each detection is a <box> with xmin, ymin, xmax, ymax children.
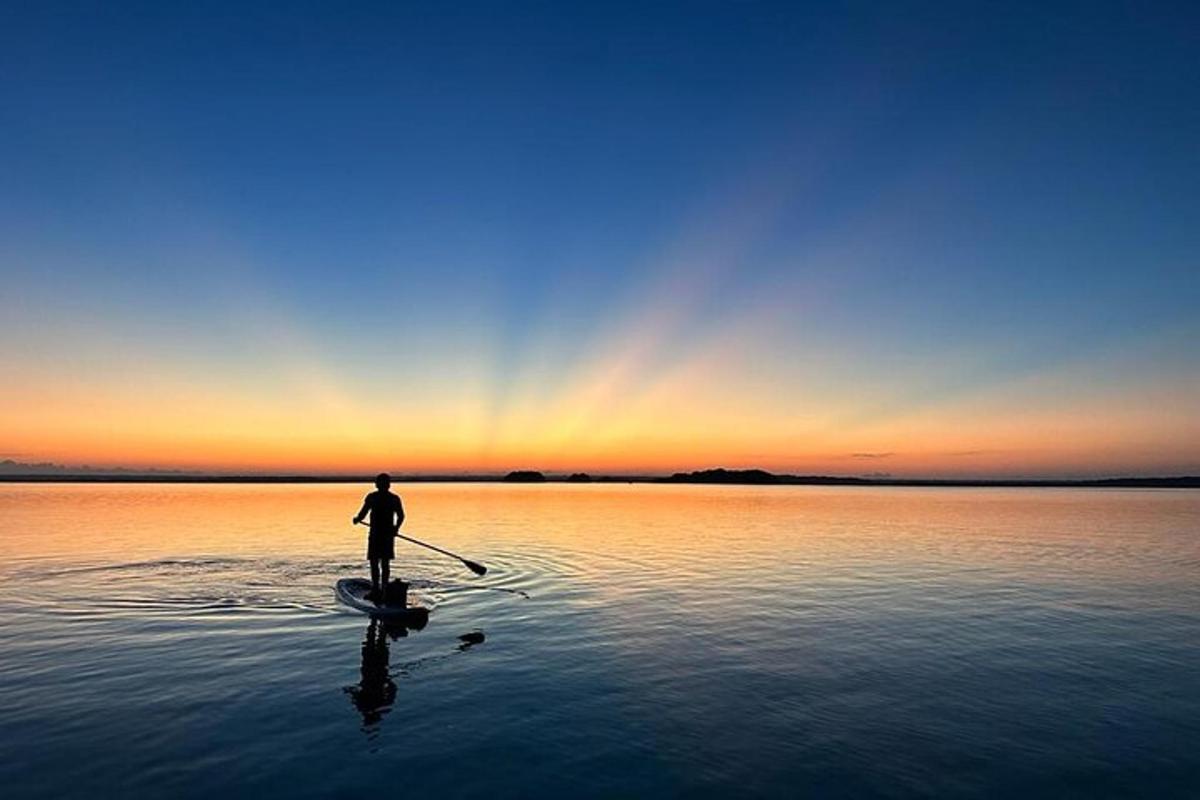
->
<box><xmin>1</xmin><ymin>468</ymin><xmax>1196</xmax><ymax>489</ymax></box>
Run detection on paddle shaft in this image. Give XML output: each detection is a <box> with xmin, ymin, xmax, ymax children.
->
<box><xmin>356</xmin><ymin>521</ymin><xmax>486</xmax><ymax>575</ymax></box>
<box><xmin>398</xmin><ymin>532</ymin><xmax>467</xmax><ymax>562</ymax></box>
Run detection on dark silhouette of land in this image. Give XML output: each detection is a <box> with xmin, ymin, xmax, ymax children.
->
<box><xmin>659</xmin><ymin>468</ymin><xmax>1200</xmax><ymax>488</ymax></box>
<box><xmin>0</xmin><ymin>460</ymin><xmax>1196</xmax><ymax>487</ymax></box>
<box><xmin>504</xmin><ymin>470</ymin><xmax>548</xmax><ymax>482</ymax></box>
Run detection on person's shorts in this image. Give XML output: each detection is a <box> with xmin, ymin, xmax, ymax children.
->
<box><xmin>367</xmin><ymin>531</ymin><xmax>395</xmax><ymax>561</ymax></box>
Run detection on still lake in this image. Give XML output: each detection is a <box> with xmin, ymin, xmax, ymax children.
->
<box><xmin>1</xmin><ymin>482</ymin><xmax>1198</xmax><ymax>798</ymax></box>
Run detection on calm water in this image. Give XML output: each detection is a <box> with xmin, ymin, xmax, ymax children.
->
<box><xmin>1</xmin><ymin>483</ymin><xmax>1198</xmax><ymax>798</ymax></box>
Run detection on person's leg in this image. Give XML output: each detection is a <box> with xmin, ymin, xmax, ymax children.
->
<box><xmin>380</xmin><ymin>559</ymin><xmax>390</xmax><ymax>603</ymax></box>
<box><xmin>370</xmin><ymin>558</ymin><xmax>380</xmax><ymax>597</ymax></box>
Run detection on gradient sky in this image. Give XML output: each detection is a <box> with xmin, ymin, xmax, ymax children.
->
<box><xmin>2</xmin><ymin>1</ymin><xmax>1198</xmax><ymax>477</ymax></box>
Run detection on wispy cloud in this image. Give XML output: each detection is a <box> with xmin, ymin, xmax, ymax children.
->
<box><xmin>851</xmin><ymin>452</ymin><xmax>894</xmax><ymax>459</ymax></box>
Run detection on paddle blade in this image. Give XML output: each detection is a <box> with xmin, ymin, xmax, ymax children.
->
<box><xmin>464</xmin><ymin>559</ymin><xmax>488</xmax><ymax>576</ymax></box>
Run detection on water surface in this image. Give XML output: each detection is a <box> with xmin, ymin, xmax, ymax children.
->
<box><xmin>1</xmin><ymin>483</ymin><xmax>1198</xmax><ymax>797</ymax></box>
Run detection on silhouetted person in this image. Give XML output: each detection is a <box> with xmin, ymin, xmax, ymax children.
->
<box><xmin>346</xmin><ymin>618</ymin><xmax>397</xmax><ymax>728</ymax></box>
<box><xmin>352</xmin><ymin>473</ymin><xmax>405</xmax><ymax>604</ymax></box>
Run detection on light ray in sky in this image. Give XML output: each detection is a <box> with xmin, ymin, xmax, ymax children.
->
<box><xmin>1</xmin><ymin>2</ymin><xmax>1197</xmax><ymax>476</ymax></box>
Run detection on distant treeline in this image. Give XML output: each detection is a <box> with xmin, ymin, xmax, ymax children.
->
<box><xmin>660</xmin><ymin>468</ymin><xmax>1200</xmax><ymax>488</ymax></box>
<box><xmin>503</xmin><ymin>470</ymin><xmax>547</xmax><ymax>482</ymax></box>
<box><xmin>0</xmin><ymin>463</ymin><xmax>1196</xmax><ymax>488</ymax></box>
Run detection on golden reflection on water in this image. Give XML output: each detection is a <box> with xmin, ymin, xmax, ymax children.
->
<box><xmin>2</xmin><ymin>482</ymin><xmax>1199</xmax><ymax>799</ymax></box>
<box><xmin>2</xmin><ymin>483</ymin><xmax>1197</xmax><ymax>596</ymax></box>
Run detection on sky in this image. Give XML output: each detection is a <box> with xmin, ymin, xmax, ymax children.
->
<box><xmin>1</xmin><ymin>1</ymin><xmax>1198</xmax><ymax>477</ymax></box>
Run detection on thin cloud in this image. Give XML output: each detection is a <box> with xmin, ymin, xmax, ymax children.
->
<box><xmin>851</xmin><ymin>452</ymin><xmax>894</xmax><ymax>459</ymax></box>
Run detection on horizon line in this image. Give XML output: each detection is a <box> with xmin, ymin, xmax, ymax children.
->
<box><xmin>0</xmin><ymin>468</ymin><xmax>1197</xmax><ymax>489</ymax></box>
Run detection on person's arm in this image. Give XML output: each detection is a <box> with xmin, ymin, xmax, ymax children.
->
<box><xmin>394</xmin><ymin>496</ymin><xmax>405</xmax><ymax>534</ymax></box>
<box><xmin>352</xmin><ymin>495</ymin><xmax>370</xmax><ymax>526</ymax></box>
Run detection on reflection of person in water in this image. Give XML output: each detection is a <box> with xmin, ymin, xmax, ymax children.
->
<box><xmin>346</xmin><ymin>618</ymin><xmax>397</xmax><ymax>728</ymax></box>
<box><xmin>345</xmin><ymin>619</ymin><xmax>484</xmax><ymax>729</ymax></box>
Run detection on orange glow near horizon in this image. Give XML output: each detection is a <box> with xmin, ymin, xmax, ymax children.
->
<box><xmin>2</xmin><ymin>138</ymin><xmax>1196</xmax><ymax>480</ymax></box>
<box><xmin>3</xmin><ymin>4</ymin><xmax>1199</xmax><ymax>485</ymax></box>
<box><xmin>4</xmin><ymin>337</ymin><xmax>1197</xmax><ymax>477</ymax></box>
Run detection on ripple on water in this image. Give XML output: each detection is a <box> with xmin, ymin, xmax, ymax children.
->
<box><xmin>1</xmin><ymin>484</ymin><xmax>1198</xmax><ymax>799</ymax></box>
<box><xmin>0</xmin><ymin>550</ymin><xmax>549</xmax><ymax>632</ymax></box>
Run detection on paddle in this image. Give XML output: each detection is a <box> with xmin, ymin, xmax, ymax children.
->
<box><xmin>356</xmin><ymin>520</ymin><xmax>487</xmax><ymax>576</ymax></box>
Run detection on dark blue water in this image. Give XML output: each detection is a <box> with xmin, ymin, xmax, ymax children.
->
<box><xmin>1</xmin><ymin>483</ymin><xmax>1198</xmax><ymax>797</ymax></box>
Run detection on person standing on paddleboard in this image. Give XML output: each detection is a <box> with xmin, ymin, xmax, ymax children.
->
<box><xmin>352</xmin><ymin>473</ymin><xmax>405</xmax><ymax>603</ymax></box>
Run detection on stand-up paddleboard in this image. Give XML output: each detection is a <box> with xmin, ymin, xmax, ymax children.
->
<box><xmin>336</xmin><ymin>578</ymin><xmax>430</xmax><ymax>625</ymax></box>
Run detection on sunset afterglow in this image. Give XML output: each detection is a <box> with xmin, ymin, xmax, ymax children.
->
<box><xmin>2</xmin><ymin>4</ymin><xmax>1197</xmax><ymax>478</ymax></box>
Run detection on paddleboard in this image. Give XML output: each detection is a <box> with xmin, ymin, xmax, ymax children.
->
<box><xmin>336</xmin><ymin>578</ymin><xmax>430</xmax><ymax>624</ymax></box>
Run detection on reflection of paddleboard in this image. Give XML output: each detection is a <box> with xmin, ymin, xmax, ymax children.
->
<box><xmin>336</xmin><ymin>578</ymin><xmax>430</xmax><ymax>624</ymax></box>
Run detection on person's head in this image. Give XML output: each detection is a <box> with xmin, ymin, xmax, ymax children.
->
<box><xmin>375</xmin><ymin>472</ymin><xmax>391</xmax><ymax>490</ymax></box>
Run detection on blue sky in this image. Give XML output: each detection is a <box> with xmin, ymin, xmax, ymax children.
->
<box><xmin>2</xmin><ymin>1</ymin><xmax>1197</xmax><ymax>475</ymax></box>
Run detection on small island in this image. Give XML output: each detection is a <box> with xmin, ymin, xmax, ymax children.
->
<box><xmin>504</xmin><ymin>470</ymin><xmax>547</xmax><ymax>483</ymax></box>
